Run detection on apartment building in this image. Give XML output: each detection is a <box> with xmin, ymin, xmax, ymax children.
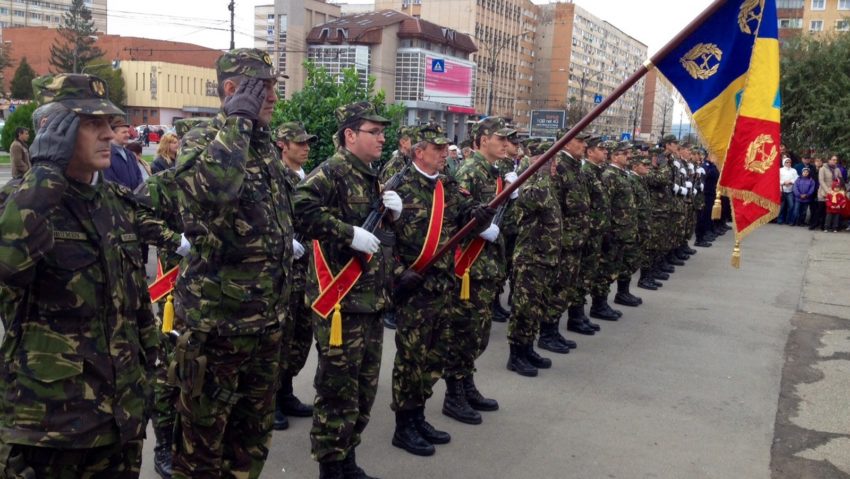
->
<box><xmin>305</xmin><ymin>10</ymin><xmax>478</xmax><ymax>141</ymax></box>
<box><xmin>254</xmin><ymin>0</ymin><xmax>341</xmax><ymax>100</ymax></box>
<box><xmin>0</xmin><ymin>0</ymin><xmax>107</xmax><ymax>32</ymax></box>
<box><xmin>375</xmin><ymin>0</ymin><xmax>539</xmax><ymax>129</ymax></box>
<box><xmin>640</xmin><ymin>69</ymin><xmax>675</xmax><ymax>142</ymax></box>
<box><xmin>531</xmin><ymin>2</ymin><xmax>647</xmax><ymax>138</ymax></box>
<box><xmin>778</xmin><ymin>0</ymin><xmax>850</xmax><ymax>40</ymax></box>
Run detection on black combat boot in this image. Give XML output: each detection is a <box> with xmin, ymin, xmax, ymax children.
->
<box><xmin>342</xmin><ymin>449</ymin><xmax>380</xmax><ymax>479</ymax></box>
<box><xmin>525</xmin><ymin>344</ymin><xmax>552</xmax><ymax>369</ymax></box>
<box><xmin>492</xmin><ymin>297</ymin><xmax>509</xmax><ymax>323</ymax></box>
<box><xmin>507</xmin><ymin>343</ymin><xmax>538</xmax><ymax>377</ymax></box>
<box><xmin>569</xmin><ymin>305</ymin><xmax>600</xmax><ymax>332</ymax></box>
<box><xmin>320</xmin><ymin>460</ymin><xmax>345</xmax><ymax>479</ymax></box>
<box><xmin>589</xmin><ymin>296</ymin><xmax>619</xmax><ymax>320</ymax></box>
<box><xmin>554</xmin><ymin>316</ymin><xmax>580</xmax><ymax>346</ymax></box>
<box><xmin>463</xmin><ymin>375</ymin><xmax>499</xmax><ymax>411</ymax></box>
<box><xmin>537</xmin><ymin>322</ymin><xmax>570</xmax><ymax>354</ymax></box>
<box><xmin>566</xmin><ymin>305</ymin><xmax>596</xmax><ymax>335</ymax></box>
<box><xmin>382</xmin><ymin>310</ymin><xmax>397</xmax><ymax>330</ymax></box>
<box><xmin>675</xmin><ymin>247</ymin><xmax>690</xmax><ymax>261</ymax></box>
<box><xmin>667</xmin><ymin>251</ymin><xmax>685</xmax><ymax>266</ymax></box>
<box><xmin>658</xmin><ymin>259</ymin><xmax>675</xmax><ymax>274</ymax></box>
<box><xmin>414</xmin><ymin>406</ymin><xmax>451</xmax><ymax>444</ymax></box>
<box><xmin>392</xmin><ymin>410</ymin><xmax>435</xmax><ymax>456</ymax></box>
<box><xmin>637</xmin><ymin>269</ymin><xmax>658</xmax><ymax>290</ymax></box>
<box><xmin>273</xmin><ymin>389</ymin><xmax>290</xmax><ymax>431</ymax></box>
<box><xmin>614</xmin><ymin>279</ymin><xmax>641</xmax><ymax>306</ymax></box>
<box><xmin>279</xmin><ymin>374</ymin><xmax>313</xmax><ymax>418</ymax></box>
<box><xmin>153</xmin><ymin>424</ymin><xmax>173</xmax><ymax>479</ymax></box>
<box><xmin>694</xmin><ymin>237</ymin><xmax>712</xmax><ymax>247</ymax></box>
<box><xmin>442</xmin><ymin>377</ymin><xmax>482</xmax><ymax>425</ymax></box>
<box><xmin>652</xmin><ymin>262</ymin><xmax>671</xmax><ymax>280</ymax></box>
<box><xmin>682</xmin><ymin>242</ymin><xmax>697</xmax><ymax>255</ymax></box>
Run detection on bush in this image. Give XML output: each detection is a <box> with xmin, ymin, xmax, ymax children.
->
<box><xmin>1</xmin><ymin>102</ymin><xmax>36</xmax><ymax>152</ymax></box>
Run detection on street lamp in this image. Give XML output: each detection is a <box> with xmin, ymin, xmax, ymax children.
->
<box><xmin>576</xmin><ymin>66</ymin><xmax>607</xmax><ymax>118</ymax></box>
<box><xmin>484</xmin><ymin>29</ymin><xmax>532</xmax><ymax>116</ymax></box>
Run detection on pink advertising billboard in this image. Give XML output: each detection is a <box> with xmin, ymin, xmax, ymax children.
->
<box><xmin>424</xmin><ymin>56</ymin><xmax>474</xmax><ymax>108</ymax></box>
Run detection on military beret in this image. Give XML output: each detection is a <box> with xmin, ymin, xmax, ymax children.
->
<box><xmin>335</xmin><ymin>101</ymin><xmax>390</xmax><ymax>127</ymax></box>
<box><xmin>275</xmin><ymin>121</ymin><xmax>317</xmax><ymax>143</ymax></box>
<box><xmin>217</xmin><ymin>48</ymin><xmax>287</xmax><ymax>81</ymax></box>
<box><xmin>32</xmin><ymin>73</ymin><xmax>124</xmax><ymax>117</ymax></box>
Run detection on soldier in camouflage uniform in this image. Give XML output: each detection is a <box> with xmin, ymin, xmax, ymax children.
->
<box><xmin>678</xmin><ymin>145</ymin><xmax>698</xmax><ymax>258</ymax></box>
<box><xmin>0</xmin><ymin>74</ymin><xmax>178</xmax><ymax>477</ymax></box>
<box><xmin>170</xmin><ymin>49</ymin><xmax>294</xmax><ymax>479</ymax></box>
<box><xmin>645</xmin><ymin>141</ymin><xmax>678</xmax><ymax>281</ymax></box>
<box><xmin>507</xmin><ymin>140</ymin><xmax>560</xmax><ymax>377</ymax></box>
<box><xmin>448</xmin><ymin>117</ymin><xmax>517</xmax><ymax>421</ymax></box>
<box><xmin>692</xmin><ymin>147</ymin><xmax>712</xmax><ymax>248</ymax></box>
<box><xmin>602</xmin><ymin>142</ymin><xmax>643</xmax><ymax>308</ymax></box>
<box><xmin>630</xmin><ymin>156</ymin><xmax>662</xmax><ymax>291</ymax></box>
<box><xmin>664</xmin><ymin>136</ymin><xmax>690</xmax><ymax>266</ymax></box>
<box><xmin>492</xmin><ymin>131</ymin><xmax>522</xmax><ymax>322</ymax></box>
<box><xmin>389</xmin><ymin>123</ymin><xmax>494</xmax><ymax>456</ymax></box>
<box><xmin>294</xmin><ymin>101</ymin><xmax>401</xmax><ymax>479</ymax></box>
<box><xmin>270</xmin><ymin>122</ymin><xmax>316</xmax><ymax>432</ymax></box>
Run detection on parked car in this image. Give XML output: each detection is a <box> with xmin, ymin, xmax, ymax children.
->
<box><xmin>136</xmin><ymin>124</ymin><xmax>167</xmax><ymax>143</ymax></box>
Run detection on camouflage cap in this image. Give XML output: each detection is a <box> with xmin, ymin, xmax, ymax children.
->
<box><xmin>586</xmin><ymin>136</ymin><xmax>605</xmax><ymax>148</ymax></box>
<box><xmin>174</xmin><ymin>117</ymin><xmax>211</xmax><ymax>139</ymax></box>
<box><xmin>275</xmin><ymin>121</ymin><xmax>317</xmax><ymax>143</ymax></box>
<box><xmin>335</xmin><ymin>101</ymin><xmax>390</xmax><ymax>127</ymax></box>
<box><xmin>531</xmin><ymin>140</ymin><xmax>553</xmax><ymax>156</ymax></box>
<box><xmin>32</xmin><ymin>74</ymin><xmax>124</xmax><ymax>117</ymax></box>
<box><xmin>649</xmin><ymin>146</ymin><xmax>665</xmax><ymax>155</ymax></box>
<box><xmin>398</xmin><ymin>125</ymin><xmax>420</xmax><ymax>140</ymax></box>
<box><xmin>217</xmin><ymin>48</ymin><xmax>287</xmax><ymax>81</ymax></box>
<box><xmin>475</xmin><ymin>117</ymin><xmax>515</xmax><ymax>137</ymax></box>
<box><xmin>660</xmin><ymin>134</ymin><xmax>679</xmax><ymax>145</ymax></box>
<box><xmin>616</xmin><ymin>141</ymin><xmax>632</xmax><ymax>152</ymax></box>
<box><xmin>417</xmin><ymin>122</ymin><xmax>449</xmax><ymax>145</ymax></box>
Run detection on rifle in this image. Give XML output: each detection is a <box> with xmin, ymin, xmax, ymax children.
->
<box><xmin>361</xmin><ymin>159</ymin><xmax>412</xmax><ymax>234</ymax></box>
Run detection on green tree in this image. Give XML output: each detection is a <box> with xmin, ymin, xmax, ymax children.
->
<box><xmin>1</xmin><ymin>102</ymin><xmax>37</xmax><ymax>152</ymax></box>
<box><xmin>0</xmin><ymin>43</ymin><xmax>14</xmax><ymax>91</ymax></box>
<box><xmin>84</xmin><ymin>61</ymin><xmax>126</xmax><ymax>109</ymax></box>
<box><xmin>49</xmin><ymin>0</ymin><xmax>104</xmax><ymax>73</ymax></box>
<box><xmin>10</xmin><ymin>58</ymin><xmax>37</xmax><ymax>100</ymax></box>
<box><xmin>272</xmin><ymin>62</ymin><xmax>406</xmax><ymax>172</ymax></box>
<box><xmin>781</xmin><ymin>32</ymin><xmax>850</xmax><ymax>160</ymax></box>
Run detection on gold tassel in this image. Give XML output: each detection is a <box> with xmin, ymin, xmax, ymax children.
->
<box><xmin>162</xmin><ymin>294</ymin><xmax>174</xmax><ymax>333</ymax></box>
<box><xmin>460</xmin><ymin>268</ymin><xmax>471</xmax><ymax>301</ymax></box>
<box><xmin>330</xmin><ymin>303</ymin><xmax>343</xmax><ymax>347</ymax></box>
<box><xmin>711</xmin><ymin>195</ymin><xmax>722</xmax><ymax>220</ymax></box>
<box><xmin>731</xmin><ymin>241</ymin><xmax>741</xmax><ymax>269</ymax></box>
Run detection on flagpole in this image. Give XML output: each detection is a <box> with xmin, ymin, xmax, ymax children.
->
<box><xmin>411</xmin><ymin>0</ymin><xmax>732</xmax><ymax>275</ymax></box>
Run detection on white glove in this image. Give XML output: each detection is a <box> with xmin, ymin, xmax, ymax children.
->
<box><xmin>382</xmin><ymin>190</ymin><xmax>403</xmax><ymax>220</ymax></box>
<box><xmin>673</xmin><ymin>160</ymin><xmax>681</xmax><ymax>168</ymax></box>
<box><xmin>697</xmin><ymin>167</ymin><xmax>706</xmax><ymax>175</ymax></box>
<box><xmin>479</xmin><ymin>224</ymin><xmax>500</xmax><ymax>242</ymax></box>
<box><xmin>685</xmin><ymin>181</ymin><xmax>693</xmax><ymax>189</ymax></box>
<box><xmin>673</xmin><ymin>184</ymin><xmax>680</xmax><ymax>194</ymax></box>
<box><xmin>292</xmin><ymin>239</ymin><xmax>305</xmax><ymax>260</ymax></box>
<box><xmin>351</xmin><ymin>226</ymin><xmax>380</xmax><ymax>254</ymax></box>
<box><xmin>176</xmin><ymin>233</ymin><xmax>191</xmax><ymax>257</ymax></box>
<box><xmin>680</xmin><ymin>187</ymin><xmax>688</xmax><ymax>196</ymax></box>
<box><xmin>504</xmin><ymin>172</ymin><xmax>520</xmax><ymax>199</ymax></box>
<box><xmin>680</xmin><ymin>167</ymin><xmax>687</xmax><ymax>175</ymax></box>
<box><xmin>687</xmin><ymin>163</ymin><xmax>695</xmax><ymax>171</ymax></box>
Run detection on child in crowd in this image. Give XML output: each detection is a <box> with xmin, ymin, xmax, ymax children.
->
<box><xmin>824</xmin><ymin>180</ymin><xmax>847</xmax><ymax>232</ymax></box>
<box><xmin>793</xmin><ymin>167</ymin><xmax>816</xmax><ymax>226</ymax></box>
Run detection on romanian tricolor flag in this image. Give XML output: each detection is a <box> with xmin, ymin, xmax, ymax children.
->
<box><xmin>656</xmin><ymin>0</ymin><xmax>780</xmax><ymax>267</ymax></box>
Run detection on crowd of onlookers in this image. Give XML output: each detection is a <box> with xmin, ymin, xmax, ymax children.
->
<box><xmin>777</xmin><ymin>151</ymin><xmax>849</xmax><ymax>232</ymax></box>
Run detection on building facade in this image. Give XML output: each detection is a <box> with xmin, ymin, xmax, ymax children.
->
<box><xmin>375</xmin><ymin>0</ymin><xmax>539</xmax><ymax>129</ymax></box>
<box><xmin>0</xmin><ymin>0</ymin><xmax>107</xmax><ymax>32</ymax></box>
<box><xmin>778</xmin><ymin>0</ymin><xmax>850</xmax><ymax>41</ymax></box>
<box><xmin>306</xmin><ymin>10</ymin><xmax>478</xmax><ymax>141</ymax></box>
<box><xmin>531</xmin><ymin>2</ymin><xmax>647</xmax><ymax>139</ymax></box>
<box><xmin>639</xmin><ymin>68</ymin><xmax>675</xmax><ymax>142</ymax></box>
<box><xmin>254</xmin><ymin>0</ymin><xmax>341</xmax><ymax>100</ymax></box>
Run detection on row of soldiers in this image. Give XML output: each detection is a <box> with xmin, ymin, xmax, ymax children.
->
<box><xmin>0</xmin><ymin>46</ymin><xmax>716</xmax><ymax>479</ymax></box>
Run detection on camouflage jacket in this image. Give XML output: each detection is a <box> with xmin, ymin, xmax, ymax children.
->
<box><xmin>0</xmin><ymin>164</ymin><xmax>173</xmax><ymax>448</ymax></box>
<box><xmin>629</xmin><ymin>173</ymin><xmax>651</xmax><ymax>246</ymax></box>
<box><xmin>174</xmin><ymin>112</ymin><xmax>294</xmax><ymax>335</ymax></box>
<box><xmin>693</xmin><ymin>163</ymin><xmax>706</xmax><ymax>211</ymax></box>
<box><xmin>513</xmin><ymin>168</ymin><xmax>562</xmax><ymax>267</ymax></box>
<box><xmin>601</xmin><ymin>165</ymin><xmax>637</xmax><ymax>241</ymax></box>
<box><xmin>392</xmin><ymin>167</ymin><xmax>474</xmax><ymax>292</ymax></box>
<box><xmin>581</xmin><ymin>160</ymin><xmax>612</xmax><ymax>235</ymax></box>
<box><xmin>284</xmin><ymin>166</ymin><xmax>310</xmax><ymax>292</ymax></box>
<box><xmin>380</xmin><ymin>149</ymin><xmax>409</xmax><ymax>184</ymax></box>
<box><xmin>669</xmin><ymin>154</ymin><xmax>687</xmax><ymax>208</ymax></box>
<box><xmin>454</xmin><ymin>151</ymin><xmax>505</xmax><ymax>281</ymax></box>
<box><xmin>294</xmin><ymin>148</ymin><xmax>392</xmax><ymax>314</ymax></box>
<box><xmin>644</xmin><ymin>162</ymin><xmax>674</xmax><ymax>214</ymax></box>
<box><xmin>494</xmin><ymin>156</ymin><xmax>519</xmax><ymax>237</ymax></box>
<box><xmin>555</xmin><ymin>151</ymin><xmax>591</xmax><ymax>250</ymax></box>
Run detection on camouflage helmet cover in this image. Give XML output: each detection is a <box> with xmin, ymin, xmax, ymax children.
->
<box><xmin>32</xmin><ymin>74</ymin><xmax>124</xmax><ymax>117</ymax></box>
<box><xmin>216</xmin><ymin>48</ymin><xmax>287</xmax><ymax>81</ymax></box>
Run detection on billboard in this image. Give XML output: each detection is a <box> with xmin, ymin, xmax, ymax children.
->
<box><xmin>424</xmin><ymin>56</ymin><xmax>474</xmax><ymax>108</ymax></box>
<box><xmin>530</xmin><ymin>110</ymin><xmax>566</xmax><ymax>138</ymax></box>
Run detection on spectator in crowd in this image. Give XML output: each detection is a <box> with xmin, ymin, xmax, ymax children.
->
<box><xmin>151</xmin><ymin>132</ymin><xmax>179</xmax><ymax>174</ymax></box>
<box><xmin>142</xmin><ymin>124</ymin><xmax>151</xmax><ymax>147</ymax></box>
<box><xmin>837</xmin><ymin>156</ymin><xmax>848</xmax><ymax>182</ymax></box>
<box><xmin>793</xmin><ymin>167</ymin><xmax>816</xmax><ymax>226</ymax></box>
<box><xmin>816</xmin><ymin>156</ymin><xmax>843</xmax><ymax>231</ymax></box>
<box><xmin>103</xmin><ymin>116</ymin><xmax>144</xmax><ymax>190</ymax></box>
<box><xmin>810</xmin><ymin>158</ymin><xmax>826</xmax><ymax>230</ymax></box>
<box><xmin>9</xmin><ymin>127</ymin><xmax>31</xmax><ymax>179</ymax></box>
<box><xmin>461</xmin><ymin>146</ymin><xmax>472</xmax><ymax>160</ymax></box>
<box><xmin>778</xmin><ymin>157</ymin><xmax>798</xmax><ymax>224</ymax></box>
<box><xmin>125</xmin><ymin>141</ymin><xmax>151</xmax><ymax>181</ymax></box>
<box><xmin>795</xmin><ymin>155</ymin><xmax>816</xmax><ymax>178</ymax></box>
<box><xmin>824</xmin><ymin>180</ymin><xmax>847</xmax><ymax>232</ymax></box>
<box><xmin>446</xmin><ymin>144</ymin><xmax>461</xmax><ymax>176</ymax></box>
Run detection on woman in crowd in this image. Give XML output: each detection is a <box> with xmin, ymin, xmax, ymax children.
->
<box><xmin>151</xmin><ymin>132</ymin><xmax>179</xmax><ymax>174</ymax></box>
<box><xmin>778</xmin><ymin>157</ymin><xmax>798</xmax><ymax>225</ymax></box>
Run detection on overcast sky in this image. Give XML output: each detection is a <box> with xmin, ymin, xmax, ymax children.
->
<box><xmin>107</xmin><ymin>0</ymin><xmax>712</xmax><ymax>120</ymax></box>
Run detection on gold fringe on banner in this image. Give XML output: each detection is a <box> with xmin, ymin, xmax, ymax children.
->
<box><xmin>731</xmin><ymin>241</ymin><xmax>741</xmax><ymax>269</ymax></box>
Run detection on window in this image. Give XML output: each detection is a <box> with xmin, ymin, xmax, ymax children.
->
<box><xmin>840</xmin><ymin>0</ymin><xmax>850</xmax><ymax>9</ymax></box>
<box><xmin>810</xmin><ymin>20</ymin><xmax>823</xmax><ymax>31</ymax></box>
<box><xmin>811</xmin><ymin>0</ymin><xmax>825</xmax><ymax>10</ymax></box>
<box><xmin>779</xmin><ymin>18</ymin><xmax>803</xmax><ymax>28</ymax></box>
<box><xmin>837</xmin><ymin>19</ymin><xmax>850</xmax><ymax>31</ymax></box>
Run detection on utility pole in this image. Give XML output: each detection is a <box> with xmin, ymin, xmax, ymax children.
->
<box><xmin>229</xmin><ymin>0</ymin><xmax>235</xmax><ymax>50</ymax></box>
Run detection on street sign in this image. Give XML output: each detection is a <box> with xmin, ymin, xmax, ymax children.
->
<box><xmin>594</xmin><ymin>94</ymin><xmax>603</xmax><ymax>104</ymax></box>
<box><xmin>620</xmin><ymin>133</ymin><xmax>631</xmax><ymax>141</ymax></box>
<box><xmin>431</xmin><ymin>59</ymin><xmax>445</xmax><ymax>73</ymax></box>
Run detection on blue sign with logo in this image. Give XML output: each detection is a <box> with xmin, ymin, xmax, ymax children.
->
<box><xmin>432</xmin><ymin>59</ymin><xmax>445</xmax><ymax>73</ymax></box>
<box><xmin>593</xmin><ymin>94</ymin><xmax>603</xmax><ymax>104</ymax></box>
<box><xmin>620</xmin><ymin>133</ymin><xmax>631</xmax><ymax>141</ymax></box>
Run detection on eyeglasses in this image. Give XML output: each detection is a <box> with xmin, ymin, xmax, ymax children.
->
<box><xmin>357</xmin><ymin>129</ymin><xmax>385</xmax><ymax>138</ymax></box>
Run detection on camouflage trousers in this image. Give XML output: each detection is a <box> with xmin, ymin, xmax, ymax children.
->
<box><xmin>683</xmin><ymin>200</ymin><xmax>695</xmax><ymax>243</ymax></box>
<box><xmin>441</xmin><ymin>286</ymin><xmax>476</xmax><ymax>381</ymax></box>
<box><xmin>614</xmin><ymin>236</ymin><xmax>640</xmax><ymax>278</ymax></box>
<box><xmin>671</xmin><ymin>200</ymin><xmax>687</xmax><ymax>248</ymax></box>
<box><xmin>280</xmin><ymin>290</ymin><xmax>313</xmax><ymax>380</ymax></box>
<box><xmin>311</xmin><ymin>312</ymin><xmax>383</xmax><ymax>463</ymax></box>
<box><xmin>0</xmin><ymin>440</ymin><xmax>142</xmax><ymax>479</ymax></box>
<box><xmin>456</xmin><ymin>278</ymin><xmax>499</xmax><ymax>376</ymax></box>
<box><xmin>548</xmin><ymin>246</ymin><xmax>583</xmax><ymax>318</ymax></box>
<box><xmin>509</xmin><ymin>262</ymin><xmax>556</xmax><ymax>346</ymax></box>
<box><xmin>391</xmin><ymin>287</ymin><xmax>454</xmax><ymax>412</ymax></box>
<box><xmin>172</xmin><ymin>326</ymin><xmax>282</xmax><ymax>479</ymax></box>
<box><xmin>152</xmin><ymin>328</ymin><xmax>179</xmax><ymax>434</ymax></box>
<box><xmin>649</xmin><ymin>212</ymin><xmax>671</xmax><ymax>259</ymax></box>
<box><xmin>583</xmin><ymin>235</ymin><xmax>611</xmax><ymax>298</ymax></box>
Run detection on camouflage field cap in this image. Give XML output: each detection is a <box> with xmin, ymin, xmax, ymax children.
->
<box><xmin>616</xmin><ymin>141</ymin><xmax>632</xmax><ymax>152</ymax></box>
<box><xmin>635</xmin><ymin>156</ymin><xmax>653</xmax><ymax>166</ymax></box>
<box><xmin>661</xmin><ymin>134</ymin><xmax>679</xmax><ymax>145</ymax></box>
<box><xmin>586</xmin><ymin>136</ymin><xmax>605</xmax><ymax>148</ymax></box>
<box><xmin>174</xmin><ymin>117</ymin><xmax>211</xmax><ymax>139</ymax></box>
<box><xmin>216</xmin><ymin>48</ymin><xmax>288</xmax><ymax>81</ymax></box>
<box><xmin>32</xmin><ymin>74</ymin><xmax>124</xmax><ymax>116</ymax></box>
<box><xmin>335</xmin><ymin>101</ymin><xmax>391</xmax><ymax>127</ymax></box>
<box><xmin>649</xmin><ymin>146</ymin><xmax>665</xmax><ymax>155</ymax></box>
<box><xmin>475</xmin><ymin>117</ymin><xmax>515</xmax><ymax>137</ymax></box>
<box><xmin>398</xmin><ymin>125</ymin><xmax>420</xmax><ymax>141</ymax></box>
<box><xmin>275</xmin><ymin>121</ymin><xmax>317</xmax><ymax>143</ymax></box>
<box><xmin>417</xmin><ymin>122</ymin><xmax>449</xmax><ymax>145</ymax></box>
<box><xmin>531</xmin><ymin>140</ymin><xmax>553</xmax><ymax>156</ymax></box>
